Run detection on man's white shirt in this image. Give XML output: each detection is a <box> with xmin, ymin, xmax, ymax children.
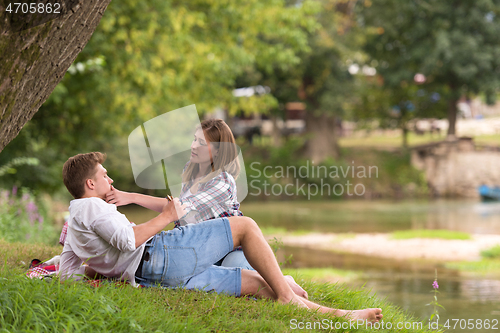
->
<box><xmin>59</xmin><ymin>197</ymin><xmax>144</xmax><ymax>285</ymax></box>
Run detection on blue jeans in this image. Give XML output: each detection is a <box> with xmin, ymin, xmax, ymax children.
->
<box><xmin>216</xmin><ymin>250</ymin><xmax>255</xmax><ymax>271</ymax></box>
<box><xmin>135</xmin><ymin>218</ymin><xmax>242</xmax><ymax>296</ymax></box>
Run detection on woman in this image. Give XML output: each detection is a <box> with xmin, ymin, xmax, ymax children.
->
<box><xmin>106</xmin><ymin>119</ymin><xmax>251</xmax><ymax>269</ymax></box>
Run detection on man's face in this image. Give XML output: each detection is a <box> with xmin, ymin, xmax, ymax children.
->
<box><xmin>90</xmin><ymin>164</ymin><xmax>113</xmax><ymax>199</ymax></box>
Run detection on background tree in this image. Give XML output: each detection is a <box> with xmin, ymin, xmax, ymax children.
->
<box><xmin>238</xmin><ymin>0</ymin><xmax>365</xmax><ymax>162</ymax></box>
<box><xmin>0</xmin><ymin>0</ymin><xmax>318</xmax><ymax>193</ymax></box>
<box><xmin>352</xmin><ymin>77</ymin><xmax>447</xmax><ymax>148</ymax></box>
<box><xmin>360</xmin><ymin>0</ymin><xmax>500</xmax><ymax>137</ymax></box>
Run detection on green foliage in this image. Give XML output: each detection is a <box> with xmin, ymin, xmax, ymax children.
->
<box><xmin>2</xmin><ymin>0</ymin><xmax>318</xmax><ymax>194</ymax></box>
<box><xmin>268</xmin><ymin>237</ymin><xmax>293</xmax><ymax>267</ymax></box>
<box><xmin>391</xmin><ymin>229</ymin><xmax>471</xmax><ymax>241</ymax></box>
<box><xmin>359</xmin><ymin>0</ymin><xmax>500</xmax><ymax>135</ymax></box>
<box><xmin>244</xmin><ymin>138</ymin><xmax>347</xmax><ymax>200</ymax></box>
<box><xmin>481</xmin><ymin>245</ymin><xmax>500</xmax><ymax>259</ymax></box>
<box><xmin>0</xmin><ymin>188</ymin><xmax>57</xmax><ymax>244</ymax></box>
<box><xmin>0</xmin><ymin>157</ymin><xmax>38</xmax><ymax>177</ymax></box>
<box><xmin>243</xmin><ymin>139</ymin><xmax>428</xmax><ymax>200</ymax></box>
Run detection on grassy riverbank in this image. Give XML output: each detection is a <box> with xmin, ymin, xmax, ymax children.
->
<box><xmin>0</xmin><ymin>241</ymin><xmax>439</xmax><ymax>333</ymax></box>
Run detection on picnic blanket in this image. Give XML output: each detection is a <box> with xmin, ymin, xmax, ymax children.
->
<box><xmin>26</xmin><ymin>256</ymin><xmax>60</xmax><ymax>279</ymax></box>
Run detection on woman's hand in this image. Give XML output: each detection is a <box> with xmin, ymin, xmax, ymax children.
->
<box><xmin>105</xmin><ymin>186</ymin><xmax>132</xmax><ymax>206</ymax></box>
<box><xmin>162</xmin><ymin>198</ymin><xmax>188</xmax><ymax>223</ymax></box>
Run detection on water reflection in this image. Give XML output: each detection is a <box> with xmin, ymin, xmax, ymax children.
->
<box><xmin>243</xmin><ymin>200</ymin><xmax>500</xmax><ymax>234</ymax></box>
<box><xmin>281</xmin><ymin>246</ymin><xmax>500</xmax><ymax>333</ymax></box>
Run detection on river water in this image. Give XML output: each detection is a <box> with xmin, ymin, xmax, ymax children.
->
<box><xmin>119</xmin><ymin>199</ymin><xmax>500</xmax><ymax>332</ymax></box>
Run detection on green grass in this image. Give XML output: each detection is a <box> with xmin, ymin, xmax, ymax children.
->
<box><xmin>474</xmin><ymin>134</ymin><xmax>500</xmax><ymax>146</ymax></box>
<box><xmin>260</xmin><ymin>227</ymin><xmax>310</xmax><ymax>236</ymax></box>
<box><xmin>260</xmin><ymin>226</ymin><xmax>288</xmax><ymax>235</ymax></box>
<box><xmin>283</xmin><ymin>267</ymin><xmax>361</xmax><ymax>282</ymax></box>
<box><xmin>391</xmin><ymin>229</ymin><xmax>471</xmax><ymax>240</ymax></box>
<box><xmin>339</xmin><ymin>132</ymin><xmax>500</xmax><ymax>149</ymax></box>
<box><xmin>445</xmin><ymin>259</ymin><xmax>500</xmax><ymax>275</ymax></box>
<box><xmin>480</xmin><ymin>245</ymin><xmax>500</xmax><ymax>259</ymax></box>
<box><xmin>0</xmin><ymin>240</ymin><xmax>439</xmax><ymax>332</ymax></box>
<box><xmin>339</xmin><ymin>131</ymin><xmax>446</xmax><ymax>148</ymax></box>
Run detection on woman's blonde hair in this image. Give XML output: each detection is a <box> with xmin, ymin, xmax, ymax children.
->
<box><xmin>182</xmin><ymin>119</ymin><xmax>240</xmax><ymax>185</ymax></box>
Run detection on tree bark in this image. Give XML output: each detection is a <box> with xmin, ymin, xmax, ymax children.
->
<box><xmin>0</xmin><ymin>0</ymin><xmax>113</xmax><ymax>152</ymax></box>
<box><xmin>402</xmin><ymin>126</ymin><xmax>408</xmax><ymax>148</ymax></box>
<box><xmin>270</xmin><ymin>114</ymin><xmax>282</xmax><ymax>147</ymax></box>
<box><xmin>303</xmin><ymin>110</ymin><xmax>339</xmax><ymax>163</ymax></box>
<box><xmin>447</xmin><ymin>96</ymin><xmax>459</xmax><ymax>138</ymax></box>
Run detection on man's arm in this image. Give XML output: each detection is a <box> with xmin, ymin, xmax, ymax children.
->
<box><xmin>132</xmin><ymin>198</ymin><xmax>187</xmax><ymax>247</ymax></box>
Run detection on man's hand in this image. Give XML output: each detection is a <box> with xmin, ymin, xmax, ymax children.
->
<box><xmin>105</xmin><ymin>186</ymin><xmax>132</xmax><ymax>206</ymax></box>
<box><xmin>162</xmin><ymin>198</ymin><xmax>188</xmax><ymax>223</ymax></box>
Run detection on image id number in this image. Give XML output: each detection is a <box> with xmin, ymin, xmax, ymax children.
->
<box><xmin>6</xmin><ymin>2</ymin><xmax>61</xmax><ymax>14</ymax></box>
<box><xmin>444</xmin><ymin>319</ymin><xmax>498</xmax><ymax>330</ymax></box>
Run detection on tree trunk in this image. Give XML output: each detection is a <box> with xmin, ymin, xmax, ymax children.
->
<box><xmin>447</xmin><ymin>96</ymin><xmax>459</xmax><ymax>138</ymax></box>
<box><xmin>402</xmin><ymin>126</ymin><xmax>408</xmax><ymax>148</ymax></box>
<box><xmin>0</xmin><ymin>0</ymin><xmax>113</xmax><ymax>152</ymax></box>
<box><xmin>303</xmin><ymin>110</ymin><xmax>339</xmax><ymax>162</ymax></box>
<box><xmin>270</xmin><ymin>115</ymin><xmax>282</xmax><ymax>147</ymax></box>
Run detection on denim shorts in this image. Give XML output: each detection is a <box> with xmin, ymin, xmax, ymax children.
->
<box><xmin>135</xmin><ymin>217</ymin><xmax>242</xmax><ymax>296</ymax></box>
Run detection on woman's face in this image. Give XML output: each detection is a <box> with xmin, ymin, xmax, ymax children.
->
<box><xmin>190</xmin><ymin>128</ymin><xmax>217</xmax><ymax>165</ymax></box>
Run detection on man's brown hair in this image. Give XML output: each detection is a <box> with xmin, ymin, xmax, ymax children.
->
<box><xmin>63</xmin><ymin>152</ymin><xmax>106</xmax><ymax>199</ymax></box>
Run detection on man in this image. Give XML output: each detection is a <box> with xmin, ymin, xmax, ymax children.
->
<box><xmin>60</xmin><ymin>152</ymin><xmax>383</xmax><ymax>322</ymax></box>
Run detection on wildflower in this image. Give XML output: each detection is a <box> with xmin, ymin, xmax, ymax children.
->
<box><xmin>26</xmin><ymin>201</ymin><xmax>37</xmax><ymax>212</ymax></box>
<box><xmin>12</xmin><ymin>185</ymin><xmax>17</xmax><ymax>196</ymax></box>
<box><xmin>427</xmin><ymin>269</ymin><xmax>444</xmax><ymax>323</ymax></box>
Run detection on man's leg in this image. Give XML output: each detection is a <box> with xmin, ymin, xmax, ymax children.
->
<box><xmin>240</xmin><ymin>269</ymin><xmax>383</xmax><ymax>322</ymax></box>
<box><xmin>221</xmin><ymin>249</ymin><xmax>308</xmax><ymax>298</ymax></box>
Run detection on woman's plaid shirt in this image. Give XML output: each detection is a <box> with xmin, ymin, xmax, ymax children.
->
<box><xmin>175</xmin><ymin>171</ymin><xmax>243</xmax><ymax>227</ymax></box>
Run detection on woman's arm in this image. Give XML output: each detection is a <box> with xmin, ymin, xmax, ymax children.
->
<box><xmin>132</xmin><ymin>198</ymin><xmax>186</xmax><ymax>247</ymax></box>
<box><xmin>105</xmin><ymin>186</ymin><xmax>168</xmax><ymax>212</ymax></box>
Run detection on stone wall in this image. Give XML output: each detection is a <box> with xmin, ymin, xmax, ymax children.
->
<box><xmin>411</xmin><ymin>138</ymin><xmax>500</xmax><ymax>197</ymax></box>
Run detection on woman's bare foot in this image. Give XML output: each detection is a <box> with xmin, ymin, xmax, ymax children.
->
<box><xmin>338</xmin><ymin>308</ymin><xmax>383</xmax><ymax>323</ymax></box>
<box><xmin>284</xmin><ymin>275</ymin><xmax>308</xmax><ymax>299</ymax></box>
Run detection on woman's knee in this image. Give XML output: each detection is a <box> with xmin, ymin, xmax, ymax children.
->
<box><xmin>228</xmin><ymin>216</ymin><xmax>258</xmax><ymax>237</ymax></box>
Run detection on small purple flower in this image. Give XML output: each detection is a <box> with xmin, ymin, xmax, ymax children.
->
<box><xmin>26</xmin><ymin>201</ymin><xmax>37</xmax><ymax>213</ymax></box>
<box><xmin>432</xmin><ymin>280</ymin><xmax>439</xmax><ymax>289</ymax></box>
<box><xmin>11</xmin><ymin>185</ymin><xmax>17</xmax><ymax>196</ymax></box>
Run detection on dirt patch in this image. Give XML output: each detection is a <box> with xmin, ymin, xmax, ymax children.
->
<box><xmin>270</xmin><ymin>233</ymin><xmax>500</xmax><ymax>262</ymax></box>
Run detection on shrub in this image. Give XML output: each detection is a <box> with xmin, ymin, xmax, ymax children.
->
<box><xmin>0</xmin><ymin>187</ymin><xmax>57</xmax><ymax>244</ymax></box>
<box><xmin>481</xmin><ymin>245</ymin><xmax>500</xmax><ymax>259</ymax></box>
